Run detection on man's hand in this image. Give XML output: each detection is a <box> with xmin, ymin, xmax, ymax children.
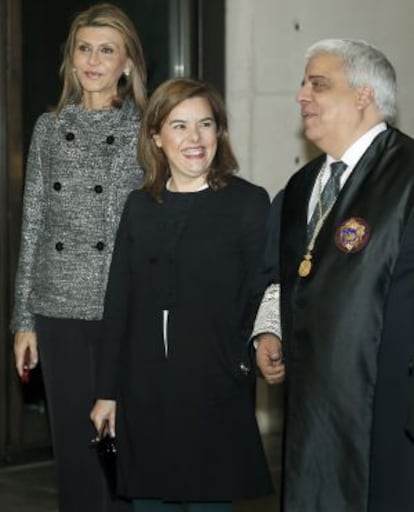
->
<box><xmin>14</xmin><ymin>331</ymin><xmax>38</xmax><ymax>378</ymax></box>
<box><xmin>255</xmin><ymin>333</ymin><xmax>285</xmax><ymax>384</ymax></box>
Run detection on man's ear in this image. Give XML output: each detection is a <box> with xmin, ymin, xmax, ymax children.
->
<box><xmin>356</xmin><ymin>86</ymin><xmax>375</xmax><ymax>110</ymax></box>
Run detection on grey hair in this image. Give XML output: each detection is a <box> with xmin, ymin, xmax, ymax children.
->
<box><xmin>305</xmin><ymin>38</ymin><xmax>397</xmax><ymax>123</ymax></box>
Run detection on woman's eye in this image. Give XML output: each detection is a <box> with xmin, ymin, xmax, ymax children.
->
<box><xmin>101</xmin><ymin>47</ymin><xmax>114</xmax><ymax>55</ymax></box>
<box><xmin>78</xmin><ymin>44</ymin><xmax>90</xmax><ymax>52</ymax></box>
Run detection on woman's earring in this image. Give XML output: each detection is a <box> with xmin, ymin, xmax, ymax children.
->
<box><xmin>124</xmin><ymin>69</ymin><xmax>130</xmax><ymax>78</ymax></box>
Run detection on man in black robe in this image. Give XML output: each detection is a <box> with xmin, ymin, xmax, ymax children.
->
<box><xmin>253</xmin><ymin>38</ymin><xmax>414</xmax><ymax>512</ymax></box>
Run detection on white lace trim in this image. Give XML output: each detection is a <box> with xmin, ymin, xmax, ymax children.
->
<box><xmin>251</xmin><ymin>283</ymin><xmax>281</xmax><ymax>341</ymax></box>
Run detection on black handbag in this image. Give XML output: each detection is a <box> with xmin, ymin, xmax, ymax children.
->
<box><xmin>91</xmin><ymin>420</ymin><xmax>117</xmax><ymax>495</ymax></box>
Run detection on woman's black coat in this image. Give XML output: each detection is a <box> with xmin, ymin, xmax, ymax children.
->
<box><xmin>97</xmin><ymin>177</ymin><xmax>274</xmax><ymax>501</ymax></box>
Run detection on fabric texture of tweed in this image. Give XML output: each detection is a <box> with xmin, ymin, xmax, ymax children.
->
<box><xmin>11</xmin><ymin>99</ymin><xmax>144</xmax><ymax>331</ymax></box>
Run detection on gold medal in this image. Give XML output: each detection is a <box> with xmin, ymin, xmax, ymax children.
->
<box><xmin>298</xmin><ymin>160</ymin><xmax>343</xmax><ymax>279</ymax></box>
<box><xmin>298</xmin><ymin>254</ymin><xmax>312</xmax><ymax>277</ymax></box>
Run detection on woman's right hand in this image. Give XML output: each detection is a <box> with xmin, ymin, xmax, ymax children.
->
<box><xmin>14</xmin><ymin>331</ymin><xmax>38</xmax><ymax>377</ymax></box>
<box><xmin>90</xmin><ymin>400</ymin><xmax>117</xmax><ymax>437</ymax></box>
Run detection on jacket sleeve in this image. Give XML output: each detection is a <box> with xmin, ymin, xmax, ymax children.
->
<box><xmin>10</xmin><ymin>115</ymin><xmax>48</xmax><ymax>332</ymax></box>
<box><xmin>95</xmin><ymin>192</ymin><xmax>134</xmax><ymax>400</ymax></box>
<box><xmin>262</xmin><ymin>187</ymin><xmax>284</xmax><ymax>284</ymax></box>
<box><xmin>251</xmin><ymin>283</ymin><xmax>281</xmax><ymax>339</ymax></box>
<box><xmin>238</xmin><ymin>185</ymin><xmax>271</xmax><ymax>345</ymax></box>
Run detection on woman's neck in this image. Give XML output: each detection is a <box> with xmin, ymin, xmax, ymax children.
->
<box><xmin>166</xmin><ymin>175</ymin><xmax>208</xmax><ymax>193</ymax></box>
<box><xmin>81</xmin><ymin>92</ymin><xmax>115</xmax><ymax>111</ymax></box>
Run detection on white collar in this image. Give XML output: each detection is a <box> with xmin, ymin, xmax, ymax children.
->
<box><xmin>327</xmin><ymin>122</ymin><xmax>387</xmax><ymax>170</ymax></box>
<box><xmin>166</xmin><ymin>177</ymin><xmax>209</xmax><ymax>192</ymax></box>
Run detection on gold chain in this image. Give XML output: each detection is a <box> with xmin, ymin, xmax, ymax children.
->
<box><xmin>298</xmin><ymin>162</ymin><xmax>335</xmax><ymax>277</ymax></box>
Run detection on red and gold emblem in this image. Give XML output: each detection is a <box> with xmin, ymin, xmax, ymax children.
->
<box><xmin>335</xmin><ymin>217</ymin><xmax>370</xmax><ymax>253</ymax></box>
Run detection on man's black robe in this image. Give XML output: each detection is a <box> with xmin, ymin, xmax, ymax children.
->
<box><xmin>268</xmin><ymin>127</ymin><xmax>414</xmax><ymax>511</ymax></box>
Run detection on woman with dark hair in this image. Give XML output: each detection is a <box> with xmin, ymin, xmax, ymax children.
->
<box><xmin>91</xmin><ymin>78</ymin><xmax>274</xmax><ymax>512</ymax></box>
<box><xmin>11</xmin><ymin>3</ymin><xmax>147</xmax><ymax>510</ymax></box>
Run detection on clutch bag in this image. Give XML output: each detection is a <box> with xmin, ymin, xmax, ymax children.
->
<box><xmin>91</xmin><ymin>419</ymin><xmax>117</xmax><ymax>495</ymax></box>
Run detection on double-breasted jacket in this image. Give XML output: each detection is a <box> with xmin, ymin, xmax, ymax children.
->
<box><xmin>11</xmin><ymin>100</ymin><xmax>144</xmax><ymax>331</ymax></box>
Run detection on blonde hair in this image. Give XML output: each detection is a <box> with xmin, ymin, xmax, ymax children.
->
<box><xmin>55</xmin><ymin>2</ymin><xmax>147</xmax><ymax>113</ymax></box>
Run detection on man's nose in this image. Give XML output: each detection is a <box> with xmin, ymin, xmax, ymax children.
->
<box><xmin>296</xmin><ymin>83</ymin><xmax>310</xmax><ymax>104</ymax></box>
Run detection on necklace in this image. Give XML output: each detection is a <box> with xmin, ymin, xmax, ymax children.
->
<box><xmin>298</xmin><ymin>162</ymin><xmax>334</xmax><ymax>277</ymax></box>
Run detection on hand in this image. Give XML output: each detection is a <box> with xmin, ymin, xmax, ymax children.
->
<box><xmin>90</xmin><ymin>400</ymin><xmax>117</xmax><ymax>437</ymax></box>
<box><xmin>14</xmin><ymin>331</ymin><xmax>38</xmax><ymax>378</ymax></box>
<box><xmin>255</xmin><ymin>333</ymin><xmax>285</xmax><ymax>384</ymax></box>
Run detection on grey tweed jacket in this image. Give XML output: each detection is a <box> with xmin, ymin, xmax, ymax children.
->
<box><xmin>10</xmin><ymin>100</ymin><xmax>144</xmax><ymax>331</ymax></box>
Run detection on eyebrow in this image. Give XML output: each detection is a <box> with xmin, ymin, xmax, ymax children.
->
<box><xmin>75</xmin><ymin>39</ymin><xmax>120</xmax><ymax>48</ymax></box>
<box><xmin>168</xmin><ymin>116</ymin><xmax>215</xmax><ymax>124</ymax></box>
<box><xmin>307</xmin><ymin>74</ymin><xmax>330</xmax><ymax>82</ymax></box>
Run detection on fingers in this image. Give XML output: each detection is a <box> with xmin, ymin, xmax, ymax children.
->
<box><xmin>90</xmin><ymin>405</ymin><xmax>104</xmax><ymax>433</ymax></box>
<box><xmin>255</xmin><ymin>334</ymin><xmax>285</xmax><ymax>385</ymax></box>
<box><xmin>108</xmin><ymin>413</ymin><xmax>116</xmax><ymax>438</ymax></box>
<box><xmin>258</xmin><ymin>352</ymin><xmax>285</xmax><ymax>384</ymax></box>
<box><xmin>14</xmin><ymin>331</ymin><xmax>38</xmax><ymax>377</ymax></box>
<box><xmin>264</xmin><ymin>362</ymin><xmax>285</xmax><ymax>385</ymax></box>
<box><xmin>90</xmin><ymin>400</ymin><xmax>116</xmax><ymax>437</ymax></box>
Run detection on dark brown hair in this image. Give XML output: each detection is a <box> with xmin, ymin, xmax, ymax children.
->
<box><xmin>55</xmin><ymin>2</ymin><xmax>147</xmax><ymax>113</ymax></box>
<box><xmin>138</xmin><ymin>78</ymin><xmax>239</xmax><ymax>202</ymax></box>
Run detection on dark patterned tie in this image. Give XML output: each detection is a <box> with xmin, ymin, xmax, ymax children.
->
<box><xmin>308</xmin><ymin>160</ymin><xmax>348</xmax><ymax>237</ymax></box>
